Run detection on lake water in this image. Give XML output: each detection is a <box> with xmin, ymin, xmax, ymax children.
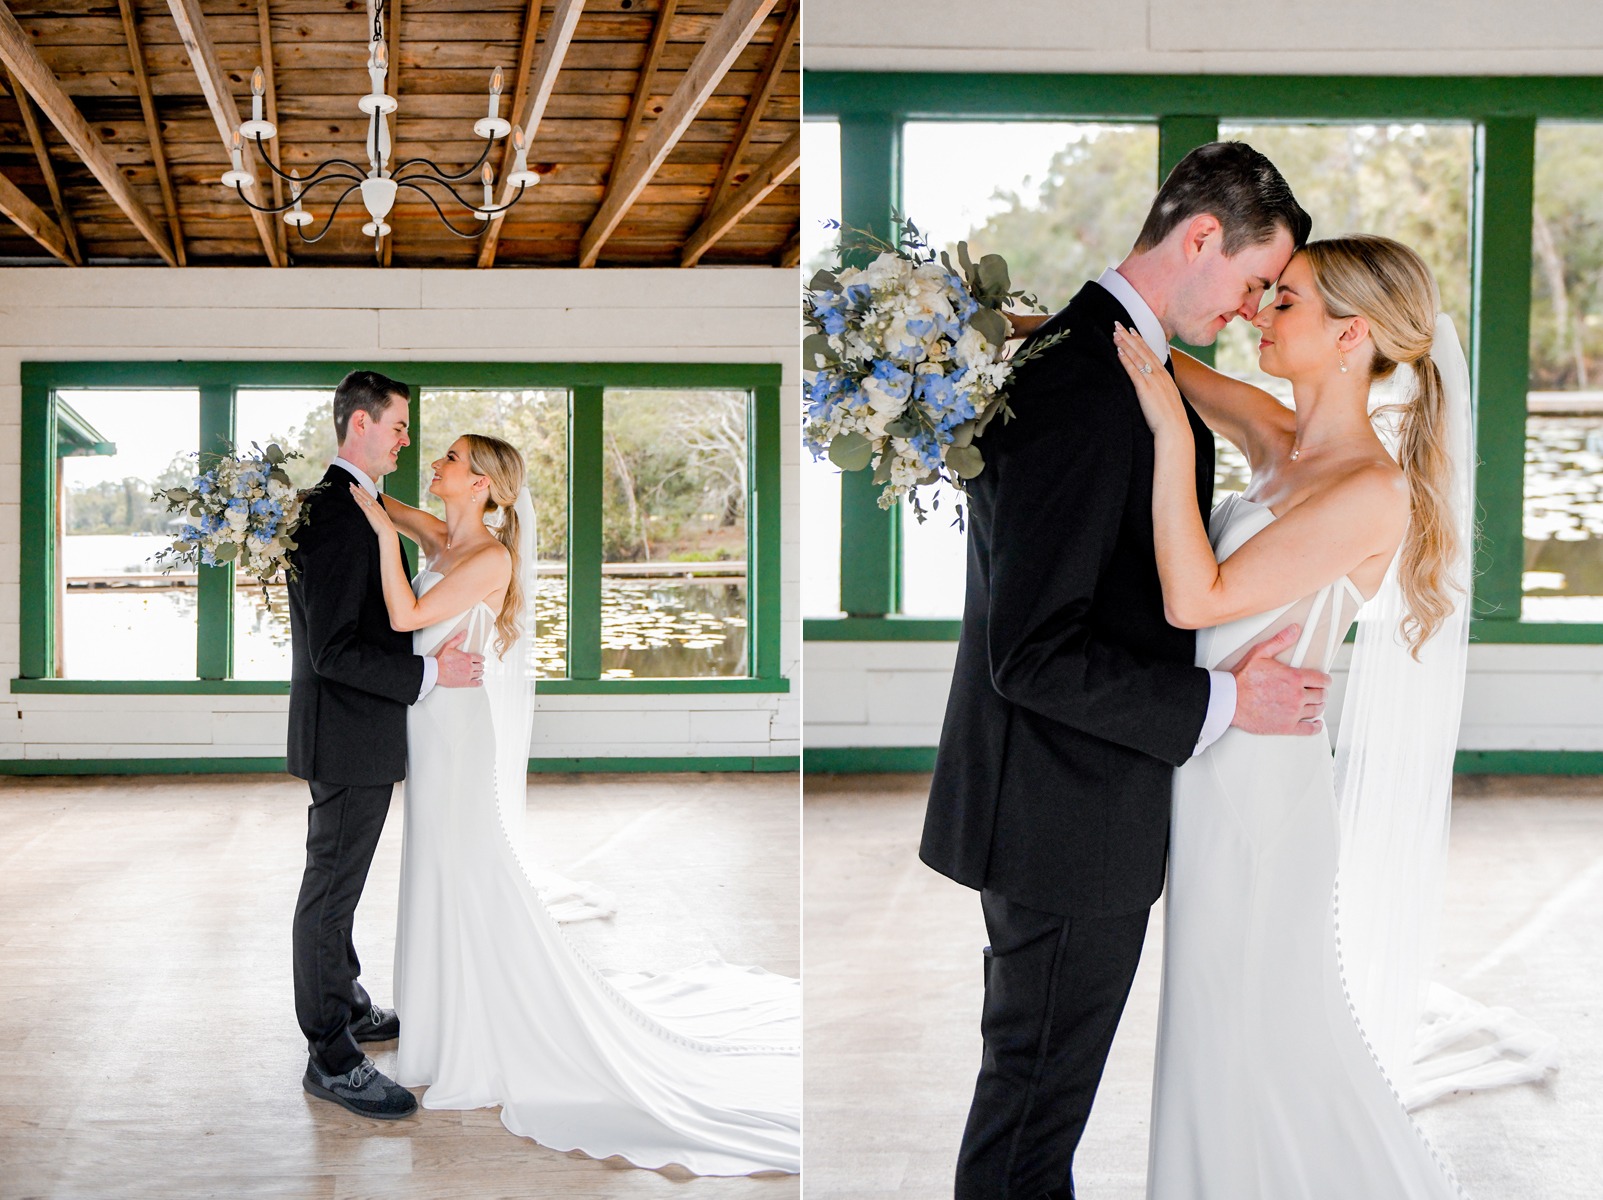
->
<box><xmin>61</xmin><ymin>536</ymin><xmax>748</xmax><ymax>681</ymax></box>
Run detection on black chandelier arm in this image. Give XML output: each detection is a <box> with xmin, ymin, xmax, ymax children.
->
<box><xmin>230</xmin><ymin>171</ymin><xmax>367</xmax><ymax>215</ymax></box>
<box><xmin>248</xmin><ymin>135</ymin><xmax>371</xmax><ymax>189</ymax></box>
<box><xmin>392</xmin><ymin>180</ymin><xmax>494</xmax><ymax>238</ymax></box>
<box><xmin>389</xmin><ymin>134</ymin><xmax>495</xmax><ymax>183</ymax></box>
<box><xmin>293</xmin><ymin>182</ymin><xmax>368</xmax><ymax>244</ymax></box>
<box><xmin>394</xmin><ymin>172</ymin><xmax>529</xmax><ymax>218</ymax></box>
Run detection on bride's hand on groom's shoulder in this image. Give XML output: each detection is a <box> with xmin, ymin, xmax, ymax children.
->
<box><xmin>349</xmin><ymin>483</ymin><xmax>397</xmax><ymax>537</ymax></box>
<box><xmin>1113</xmin><ymin>323</ymin><xmax>1186</xmax><ymax>436</ymax></box>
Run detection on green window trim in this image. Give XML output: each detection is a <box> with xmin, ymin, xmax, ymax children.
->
<box><xmin>803</xmin><ymin>71</ymin><xmax>1602</xmax><ymax>645</ymax></box>
<box><xmin>0</xmin><ymin>754</ymin><xmax>801</xmax><ymax>777</ymax></box>
<box><xmin>19</xmin><ymin>360</ymin><xmax>788</xmax><ymax>697</ymax></box>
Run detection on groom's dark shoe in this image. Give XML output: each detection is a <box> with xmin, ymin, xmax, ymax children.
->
<box><xmin>302</xmin><ymin>1056</ymin><xmax>417</xmax><ymax>1120</ymax></box>
<box><xmin>348</xmin><ymin>1004</ymin><xmax>400</xmax><ymax>1043</ymax></box>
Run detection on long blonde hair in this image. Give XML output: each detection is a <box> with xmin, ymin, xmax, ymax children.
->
<box><xmin>462</xmin><ymin>433</ymin><xmax>527</xmax><ymax>658</ymax></box>
<box><xmin>1300</xmin><ymin>235</ymin><xmax>1460</xmax><ymax>655</ymax></box>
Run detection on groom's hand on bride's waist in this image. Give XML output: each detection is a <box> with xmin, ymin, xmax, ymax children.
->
<box><xmin>435</xmin><ymin>630</ymin><xmax>486</xmax><ymax>689</ymax></box>
<box><xmin>1228</xmin><ymin>624</ymin><xmax>1330</xmax><ymax>737</ymax></box>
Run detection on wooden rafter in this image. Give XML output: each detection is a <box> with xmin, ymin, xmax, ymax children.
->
<box><xmin>577</xmin><ymin>0</ymin><xmax>778</xmax><ymax>268</ymax></box>
<box><xmin>255</xmin><ymin>0</ymin><xmax>286</xmax><ymax>265</ymax></box>
<box><xmin>603</xmin><ymin>0</ymin><xmax>676</xmax><ymax>209</ymax></box>
<box><xmin>699</xmin><ymin>0</ymin><xmax>796</xmax><ymax>224</ymax></box>
<box><xmin>3</xmin><ymin>62</ymin><xmax>79</xmax><ymax>264</ymax></box>
<box><xmin>0</xmin><ymin>168</ymin><xmax>72</xmax><ymax>264</ymax></box>
<box><xmin>778</xmin><ymin>226</ymin><xmax>799</xmax><ymax>268</ymax></box>
<box><xmin>118</xmin><ymin>0</ymin><xmax>185</xmax><ymax>267</ymax></box>
<box><xmin>380</xmin><ymin>0</ymin><xmax>400</xmax><ymax>268</ymax></box>
<box><xmin>680</xmin><ymin>127</ymin><xmax>797</xmax><ymax>266</ymax></box>
<box><xmin>0</xmin><ymin>0</ymin><xmax>176</xmax><ymax>266</ymax></box>
<box><xmin>475</xmin><ymin>0</ymin><xmax>586</xmax><ymax>269</ymax></box>
<box><xmin>165</xmin><ymin>0</ymin><xmax>282</xmax><ymax>267</ymax></box>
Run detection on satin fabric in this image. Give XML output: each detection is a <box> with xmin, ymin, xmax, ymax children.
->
<box><xmin>392</xmin><ymin>571</ymin><xmax>800</xmax><ymax>1175</ymax></box>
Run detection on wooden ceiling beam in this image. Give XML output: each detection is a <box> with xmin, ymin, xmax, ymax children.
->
<box><xmin>679</xmin><ymin>126</ymin><xmax>796</xmax><ymax>266</ymax></box>
<box><xmin>255</xmin><ymin>0</ymin><xmax>286</xmax><ymax>266</ymax></box>
<box><xmin>0</xmin><ymin>167</ymin><xmax>73</xmax><ymax>264</ymax></box>
<box><xmin>3</xmin><ymin>62</ymin><xmax>80</xmax><ymax>265</ymax></box>
<box><xmin>778</xmin><ymin>225</ymin><xmax>798</xmax><ymax>269</ymax></box>
<box><xmin>603</xmin><ymin>0</ymin><xmax>676</xmax><ymax>214</ymax></box>
<box><xmin>380</xmin><ymin>0</ymin><xmax>399</xmax><ymax>267</ymax></box>
<box><xmin>577</xmin><ymin>0</ymin><xmax>777</xmax><ymax>269</ymax></box>
<box><xmin>166</xmin><ymin>0</ymin><xmax>281</xmax><ymax>267</ymax></box>
<box><xmin>476</xmin><ymin>0</ymin><xmax>586</xmax><ymax>269</ymax></box>
<box><xmin>699</xmin><ymin>0</ymin><xmax>794</xmax><ymax>224</ymax></box>
<box><xmin>118</xmin><ymin>0</ymin><xmax>185</xmax><ymax>266</ymax></box>
<box><xmin>0</xmin><ymin>0</ymin><xmax>177</xmax><ymax>266</ymax></box>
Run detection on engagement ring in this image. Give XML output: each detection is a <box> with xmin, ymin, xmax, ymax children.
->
<box><xmin>1139</xmin><ymin>363</ymin><xmax>1152</xmax><ymax>375</ymax></box>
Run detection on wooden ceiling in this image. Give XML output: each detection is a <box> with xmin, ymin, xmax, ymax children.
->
<box><xmin>0</xmin><ymin>0</ymin><xmax>799</xmax><ymax>267</ymax></box>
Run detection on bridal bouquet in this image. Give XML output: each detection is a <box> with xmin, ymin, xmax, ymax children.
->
<box><xmin>802</xmin><ymin>216</ymin><xmax>1064</xmax><ymax>522</ymax></box>
<box><xmin>150</xmin><ymin>442</ymin><xmax>313</xmax><ymax>585</ymax></box>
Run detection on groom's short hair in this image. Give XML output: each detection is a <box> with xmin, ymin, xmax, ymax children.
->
<box><xmin>1134</xmin><ymin>141</ymin><xmax>1311</xmax><ymax>256</ymax></box>
<box><xmin>333</xmin><ymin>369</ymin><xmax>410</xmax><ymax>442</ymax></box>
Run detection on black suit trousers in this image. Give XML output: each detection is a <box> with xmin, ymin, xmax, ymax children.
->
<box><xmin>954</xmin><ymin>890</ymin><xmax>1151</xmax><ymax>1200</ymax></box>
<box><xmin>292</xmin><ymin>780</ymin><xmax>392</xmax><ymax>1075</ymax></box>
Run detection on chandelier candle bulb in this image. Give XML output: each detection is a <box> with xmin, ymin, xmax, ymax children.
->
<box><xmin>508</xmin><ymin>125</ymin><xmax>539</xmax><ymax>188</ymax></box>
<box><xmin>284</xmin><ymin>168</ymin><xmax>312</xmax><ymax>227</ymax></box>
<box><xmin>221</xmin><ymin>128</ymin><xmax>255</xmax><ymax>189</ymax></box>
<box><xmin>474</xmin><ymin>66</ymin><xmax>511</xmax><ymax>139</ymax></box>
<box><xmin>251</xmin><ymin>68</ymin><xmax>264</xmax><ymax>122</ymax></box>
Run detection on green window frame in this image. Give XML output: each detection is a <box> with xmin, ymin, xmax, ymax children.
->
<box><xmin>802</xmin><ymin>72</ymin><xmax>1603</xmax><ymax>645</ymax></box>
<box><xmin>18</xmin><ymin>360</ymin><xmax>788</xmax><ymax>696</ymax></box>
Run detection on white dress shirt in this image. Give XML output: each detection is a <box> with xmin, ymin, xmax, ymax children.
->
<box><xmin>332</xmin><ymin>456</ymin><xmax>437</xmax><ymax>702</ymax></box>
<box><xmin>1091</xmin><ymin>270</ymin><xmax>1236</xmax><ymax>756</ymax></box>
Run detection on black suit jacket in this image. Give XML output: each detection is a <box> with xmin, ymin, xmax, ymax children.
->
<box><xmin>286</xmin><ymin>464</ymin><xmax>425</xmax><ymax>786</ymax></box>
<box><xmin>921</xmin><ymin>281</ymin><xmax>1216</xmax><ymax>917</ymax></box>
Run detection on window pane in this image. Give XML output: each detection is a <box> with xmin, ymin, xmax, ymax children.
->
<box><xmin>802</xmin><ymin>119</ymin><xmax>840</xmax><ymax>278</ymax></box>
<box><xmin>801</xmin><ymin>451</ymin><xmax>842</xmax><ymax>618</ymax></box>
<box><xmin>602</xmin><ymin>389</ymin><xmax>749</xmax><ymax>678</ymax></box>
<box><xmin>1524</xmin><ymin>123</ymin><xmax>1603</xmax><ymax>620</ymax></box>
<box><xmin>231</xmin><ymin>389</ymin><xmax>336</xmax><ymax>679</ymax></box>
<box><xmin>56</xmin><ymin>389</ymin><xmax>200</xmax><ymax>679</ymax></box>
<box><xmin>420</xmin><ymin>389</ymin><xmax>569</xmax><ymax>679</ymax></box>
<box><xmin>900</xmin><ymin>121</ymin><xmax>1160</xmax><ymax>617</ymax></box>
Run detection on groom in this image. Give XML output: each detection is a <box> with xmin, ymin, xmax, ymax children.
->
<box><xmin>923</xmin><ymin>143</ymin><xmax>1323</xmax><ymax>1198</ymax></box>
<box><xmin>286</xmin><ymin>369</ymin><xmax>483</xmax><ymax>1120</ymax></box>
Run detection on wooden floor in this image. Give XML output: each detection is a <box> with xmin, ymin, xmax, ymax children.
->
<box><xmin>803</xmin><ymin>773</ymin><xmax>1603</xmax><ymax>1200</ymax></box>
<box><xmin>0</xmin><ymin>771</ymin><xmax>799</xmax><ymax>1200</ymax></box>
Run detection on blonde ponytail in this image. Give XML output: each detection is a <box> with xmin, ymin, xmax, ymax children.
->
<box><xmin>1301</xmin><ymin>235</ymin><xmax>1462</xmax><ymax>657</ymax></box>
<box><xmin>462</xmin><ymin>432</ymin><xmax>527</xmax><ymax>659</ymax></box>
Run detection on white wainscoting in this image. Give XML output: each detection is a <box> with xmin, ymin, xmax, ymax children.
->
<box><xmin>804</xmin><ymin>640</ymin><xmax>1603</xmax><ymax>755</ymax></box>
<box><xmin>803</xmin><ymin>1</ymin><xmax>1603</xmax><ymax>75</ymax></box>
<box><xmin>0</xmin><ymin>267</ymin><xmax>799</xmax><ymax>766</ymax></box>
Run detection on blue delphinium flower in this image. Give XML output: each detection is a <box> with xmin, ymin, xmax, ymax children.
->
<box><xmin>842</xmin><ymin>281</ymin><xmax>872</xmax><ymax>307</ymax></box>
<box><xmin>250</xmin><ymin>497</ymin><xmax>277</xmax><ymax>517</ymax></box>
<box><xmin>196</xmin><ymin>472</ymin><xmax>215</xmax><ymax>495</ymax></box>
<box><xmin>201</xmin><ymin>513</ymin><xmax>225</xmax><ymax>535</ymax></box>
<box><xmin>869</xmin><ymin>358</ymin><xmax>913</xmax><ymax>401</ymax></box>
<box><xmin>908</xmin><ymin>430</ymin><xmax>943</xmax><ymax>472</ymax></box>
<box><xmin>812</xmin><ymin>292</ymin><xmax>847</xmax><ymax>336</ymax></box>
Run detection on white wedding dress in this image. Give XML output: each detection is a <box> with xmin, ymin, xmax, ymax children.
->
<box><xmin>1146</xmin><ymin>494</ymin><xmax>1467</xmax><ymax>1199</ymax></box>
<box><xmin>392</xmin><ymin>568</ymin><xmax>800</xmax><ymax>1175</ymax></box>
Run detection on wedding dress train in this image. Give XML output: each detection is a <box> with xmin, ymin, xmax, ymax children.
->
<box><xmin>392</xmin><ymin>570</ymin><xmax>800</xmax><ymax>1175</ymax></box>
<box><xmin>1146</xmin><ymin>494</ymin><xmax>1466</xmax><ymax>1199</ymax></box>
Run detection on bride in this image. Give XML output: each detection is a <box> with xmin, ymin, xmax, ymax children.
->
<box><xmin>345</xmin><ymin>433</ymin><xmax>800</xmax><ymax>1176</ymax></box>
<box><xmin>1113</xmin><ymin>235</ymin><xmax>1473</xmax><ymax>1197</ymax></box>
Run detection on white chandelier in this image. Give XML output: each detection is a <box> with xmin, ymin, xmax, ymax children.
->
<box><xmin>221</xmin><ymin>0</ymin><xmax>537</xmax><ymax>247</ymax></box>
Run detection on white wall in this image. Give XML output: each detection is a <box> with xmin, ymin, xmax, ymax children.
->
<box><xmin>805</xmin><ymin>639</ymin><xmax>1603</xmax><ymax>757</ymax></box>
<box><xmin>804</xmin><ymin>0</ymin><xmax>1603</xmax><ymax>75</ymax></box>
<box><xmin>0</xmin><ymin>267</ymin><xmax>799</xmax><ymax>766</ymax></box>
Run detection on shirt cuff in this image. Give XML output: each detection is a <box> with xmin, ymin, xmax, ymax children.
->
<box><xmin>1193</xmin><ymin>669</ymin><xmax>1237</xmax><ymax>757</ymax></box>
<box><xmin>417</xmin><ymin>654</ymin><xmax>438</xmax><ymax>703</ymax></box>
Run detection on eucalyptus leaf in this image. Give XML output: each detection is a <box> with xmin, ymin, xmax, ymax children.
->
<box><xmin>945</xmin><ymin>444</ymin><xmax>985</xmax><ymax>480</ymax></box>
<box><xmin>884</xmin><ymin>416</ymin><xmax>920</xmax><ymax>438</ymax></box>
<box><xmin>802</xmin><ymin>332</ymin><xmax>839</xmax><ymax>369</ymax></box>
<box><xmin>265</xmin><ymin>442</ymin><xmax>286</xmax><ymax>464</ymax></box>
<box><xmin>971</xmin><ymin>307</ymin><xmax>1009</xmax><ymax>350</ymax></box>
<box><xmin>976</xmin><ymin>253</ymin><xmax>1012</xmax><ymax>296</ymax></box>
<box><xmin>828</xmin><ymin>431</ymin><xmax>875</xmax><ymax>472</ymax></box>
<box><xmin>269</xmin><ymin>467</ymin><xmax>292</xmax><ymax>488</ymax></box>
<box><xmin>164</xmin><ymin>487</ymin><xmax>191</xmax><ymax>503</ymax></box>
<box><xmin>917</xmin><ymin>469</ymin><xmax>941</xmax><ymax>486</ymax></box>
<box><xmin>189</xmin><ymin>503</ymin><xmax>204</xmax><ymax>518</ymax></box>
<box><xmin>808</xmin><ymin>269</ymin><xmax>840</xmax><ymax>292</ymax></box>
<box><xmin>872</xmin><ymin>454</ymin><xmax>895</xmax><ymax>484</ymax></box>
<box><xmin>948</xmin><ymin>419</ymin><xmax>977</xmax><ymax>449</ymax></box>
<box><xmin>957</xmin><ymin>241</ymin><xmax>974</xmax><ymax>283</ymax></box>
<box><xmin>214</xmin><ymin>542</ymin><xmax>240</xmax><ymax>562</ymax></box>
